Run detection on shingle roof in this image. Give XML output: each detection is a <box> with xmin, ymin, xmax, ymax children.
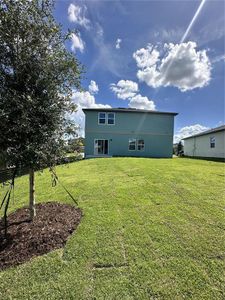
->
<box><xmin>182</xmin><ymin>125</ymin><xmax>225</xmax><ymax>140</ymax></box>
<box><xmin>82</xmin><ymin>107</ymin><xmax>178</xmax><ymax>116</ymax></box>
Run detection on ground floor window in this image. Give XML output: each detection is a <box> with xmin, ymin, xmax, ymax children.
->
<box><xmin>129</xmin><ymin>139</ymin><xmax>145</xmax><ymax>151</ymax></box>
<box><xmin>137</xmin><ymin>139</ymin><xmax>145</xmax><ymax>151</ymax></box>
<box><xmin>210</xmin><ymin>137</ymin><xmax>215</xmax><ymax>148</ymax></box>
<box><xmin>94</xmin><ymin>139</ymin><xmax>108</xmax><ymax>155</ymax></box>
<box><xmin>129</xmin><ymin>139</ymin><xmax>136</xmax><ymax>151</ymax></box>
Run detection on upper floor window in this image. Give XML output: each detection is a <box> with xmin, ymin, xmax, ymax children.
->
<box><xmin>210</xmin><ymin>137</ymin><xmax>215</xmax><ymax>148</ymax></box>
<box><xmin>98</xmin><ymin>112</ymin><xmax>115</xmax><ymax>125</ymax></box>
<box><xmin>107</xmin><ymin>113</ymin><xmax>115</xmax><ymax>125</ymax></box>
<box><xmin>98</xmin><ymin>112</ymin><xmax>106</xmax><ymax>124</ymax></box>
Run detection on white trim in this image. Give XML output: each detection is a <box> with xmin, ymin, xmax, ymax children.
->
<box><xmin>86</xmin><ymin>130</ymin><xmax>172</xmax><ymax>136</ymax></box>
<box><xmin>210</xmin><ymin>136</ymin><xmax>215</xmax><ymax>148</ymax></box>
<box><xmin>128</xmin><ymin>138</ymin><xmax>136</xmax><ymax>151</ymax></box>
<box><xmin>128</xmin><ymin>138</ymin><xmax>145</xmax><ymax>151</ymax></box>
<box><xmin>98</xmin><ymin>112</ymin><xmax>115</xmax><ymax>126</ymax></box>
<box><xmin>98</xmin><ymin>112</ymin><xmax>106</xmax><ymax>125</ymax></box>
<box><xmin>107</xmin><ymin>112</ymin><xmax>115</xmax><ymax>126</ymax></box>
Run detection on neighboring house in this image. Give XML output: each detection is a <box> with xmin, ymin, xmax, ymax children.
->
<box><xmin>82</xmin><ymin>108</ymin><xmax>178</xmax><ymax>158</ymax></box>
<box><xmin>183</xmin><ymin>125</ymin><xmax>225</xmax><ymax>159</ymax></box>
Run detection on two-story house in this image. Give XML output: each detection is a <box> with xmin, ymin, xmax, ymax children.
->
<box><xmin>82</xmin><ymin>108</ymin><xmax>178</xmax><ymax>158</ymax></box>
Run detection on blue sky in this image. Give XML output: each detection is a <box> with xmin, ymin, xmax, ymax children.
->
<box><xmin>54</xmin><ymin>0</ymin><xmax>224</xmax><ymax>140</ymax></box>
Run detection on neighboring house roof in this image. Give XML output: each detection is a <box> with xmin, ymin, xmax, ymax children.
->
<box><xmin>182</xmin><ymin>125</ymin><xmax>225</xmax><ymax>140</ymax></box>
<box><xmin>82</xmin><ymin>107</ymin><xmax>178</xmax><ymax>116</ymax></box>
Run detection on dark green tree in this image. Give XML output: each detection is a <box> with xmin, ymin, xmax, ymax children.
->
<box><xmin>0</xmin><ymin>0</ymin><xmax>82</xmax><ymax>220</ymax></box>
<box><xmin>177</xmin><ymin>141</ymin><xmax>183</xmax><ymax>155</ymax></box>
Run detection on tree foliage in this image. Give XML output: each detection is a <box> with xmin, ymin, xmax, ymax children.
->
<box><xmin>0</xmin><ymin>0</ymin><xmax>83</xmax><ymax>228</ymax></box>
<box><xmin>0</xmin><ymin>0</ymin><xmax>82</xmax><ymax>170</ymax></box>
<box><xmin>67</xmin><ymin>137</ymin><xmax>84</xmax><ymax>153</ymax></box>
<box><xmin>177</xmin><ymin>141</ymin><xmax>183</xmax><ymax>155</ymax></box>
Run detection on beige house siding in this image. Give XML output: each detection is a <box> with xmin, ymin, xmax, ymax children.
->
<box><xmin>184</xmin><ymin>130</ymin><xmax>225</xmax><ymax>158</ymax></box>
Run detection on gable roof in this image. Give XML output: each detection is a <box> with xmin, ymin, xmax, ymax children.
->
<box><xmin>82</xmin><ymin>107</ymin><xmax>178</xmax><ymax>116</ymax></box>
<box><xmin>182</xmin><ymin>125</ymin><xmax>225</xmax><ymax>140</ymax></box>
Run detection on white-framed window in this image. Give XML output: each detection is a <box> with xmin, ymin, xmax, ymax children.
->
<box><xmin>107</xmin><ymin>113</ymin><xmax>115</xmax><ymax>125</ymax></box>
<box><xmin>137</xmin><ymin>139</ymin><xmax>145</xmax><ymax>151</ymax></box>
<box><xmin>129</xmin><ymin>139</ymin><xmax>136</xmax><ymax>151</ymax></box>
<box><xmin>98</xmin><ymin>112</ymin><xmax>115</xmax><ymax>125</ymax></box>
<box><xmin>98</xmin><ymin>112</ymin><xmax>106</xmax><ymax>124</ymax></box>
<box><xmin>210</xmin><ymin>136</ymin><xmax>215</xmax><ymax>148</ymax></box>
<box><xmin>128</xmin><ymin>139</ymin><xmax>145</xmax><ymax>151</ymax></box>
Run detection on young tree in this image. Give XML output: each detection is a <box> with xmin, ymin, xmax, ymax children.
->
<box><xmin>0</xmin><ymin>0</ymin><xmax>82</xmax><ymax>220</ymax></box>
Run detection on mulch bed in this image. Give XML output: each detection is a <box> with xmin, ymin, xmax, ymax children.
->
<box><xmin>0</xmin><ymin>202</ymin><xmax>82</xmax><ymax>270</ymax></box>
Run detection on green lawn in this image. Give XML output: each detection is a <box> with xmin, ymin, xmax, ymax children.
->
<box><xmin>0</xmin><ymin>157</ymin><xmax>225</xmax><ymax>299</ymax></box>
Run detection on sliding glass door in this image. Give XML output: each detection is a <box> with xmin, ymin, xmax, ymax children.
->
<box><xmin>94</xmin><ymin>140</ymin><xmax>109</xmax><ymax>155</ymax></box>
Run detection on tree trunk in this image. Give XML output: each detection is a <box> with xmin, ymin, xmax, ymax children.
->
<box><xmin>29</xmin><ymin>168</ymin><xmax>36</xmax><ymax>220</ymax></box>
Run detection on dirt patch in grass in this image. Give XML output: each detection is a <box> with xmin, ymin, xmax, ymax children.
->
<box><xmin>0</xmin><ymin>202</ymin><xmax>82</xmax><ymax>270</ymax></box>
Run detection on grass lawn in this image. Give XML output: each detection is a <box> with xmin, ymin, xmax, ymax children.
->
<box><xmin>0</xmin><ymin>157</ymin><xmax>224</xmax><ymax>299</ymax></box>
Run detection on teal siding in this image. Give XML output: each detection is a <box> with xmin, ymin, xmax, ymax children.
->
<box><xmin>84</xmin><ymin>111</ymin><xmax>175</xmax><ymax>158</ymax></box>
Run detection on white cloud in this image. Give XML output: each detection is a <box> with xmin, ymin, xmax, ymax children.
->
<box><xmin>72</xmin><ymin>90</ymin><xmax>110</xmax><ymax>109</ymax></box>
<box><xmin>70</xmin><ymin>32</ymin><xmax>85</xmax><ymax>53</ymax></box>
<box><xmin>68</xmin><ymin>3</ymin><xmax>90</xmax><ymax>29</ymax></box>
<box><xmin>115</xmin><ymin>38</ymin><xmax>122</xmax><ymax>49</ymax></box>
<box><xmin>110</xmin><ymin>79</ymin><xmax>156</xmax><ymax>110</ymax></box>
<box><xmin>174</xmin><ymin>124</ymin><xmax>209</xmax><ymax>143</ymax></box>
<box><xmin>133</xmin><ymin>44</ymin><xmax>160</xmax><ymax>68</ymax></box>
<box><xmin>110</xmin><ymin>80</ymin><xmax>138</xmax><ymax>100</ymax></box>
<box><xmin>88</xmin><ymin>80</ymin><xmax>99</xmax><ymax>94</ymax></box>
<box><xmin>71</xmin><ymin>87</ymin><xmax>111</xmax><ymax>136</ymax></box>
<box><xmin>134</xmin><ymin>41</ymin><xmax>211</xmax><ymax>92</ymax></box>
<box><xmin>129</xmin><ymin>94</ymin><xmax>156</xmax><ymax>110</ymax></box>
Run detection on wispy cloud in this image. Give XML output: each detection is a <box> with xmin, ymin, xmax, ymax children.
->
<box><xmin>89</xmin><ymin>23</ymin><xmax>125</xmax><ymax>77</ymax></box>
<box><xmin>180</xmin><ymin>0</ymin><xmax>206</xmax><ymax>43</ymax></box>
<box><xmin>152</xmin><ymin>28</ymin><xmax>184</xmax><ymax>43</ymax></box>
<box><xmin>70</xmin><ymin>32</ymin><xmax>85</xmax><ymax>53</ymax></box>
<box><xmin>151</xmin><ymin>15</ymin><xmax>224</xmax><ymax>47</ymax></box>
<box><xmin>211</xmin><ymin>54</ymin><xmax>225</xmax><ymax>64</ymax></box>
<box><xmin>198</xmin><ymin>17</ymin><xmax>225</xmax><ymax>46</ymax></box>
<box><xmin>68</xmin><ymin>3</ymin><xmax>90</xmax><ymax>29</ymax></box>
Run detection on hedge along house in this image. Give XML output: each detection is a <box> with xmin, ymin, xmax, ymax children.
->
<box><xmin>82</xmin><ymin>108</ymin><xmax>178</xmax><ymax>158</ymax></box>
<box><xmin>183</xmin><ymin>125</ymin><xmax>225</xmax><ymax>160</ymax></box>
